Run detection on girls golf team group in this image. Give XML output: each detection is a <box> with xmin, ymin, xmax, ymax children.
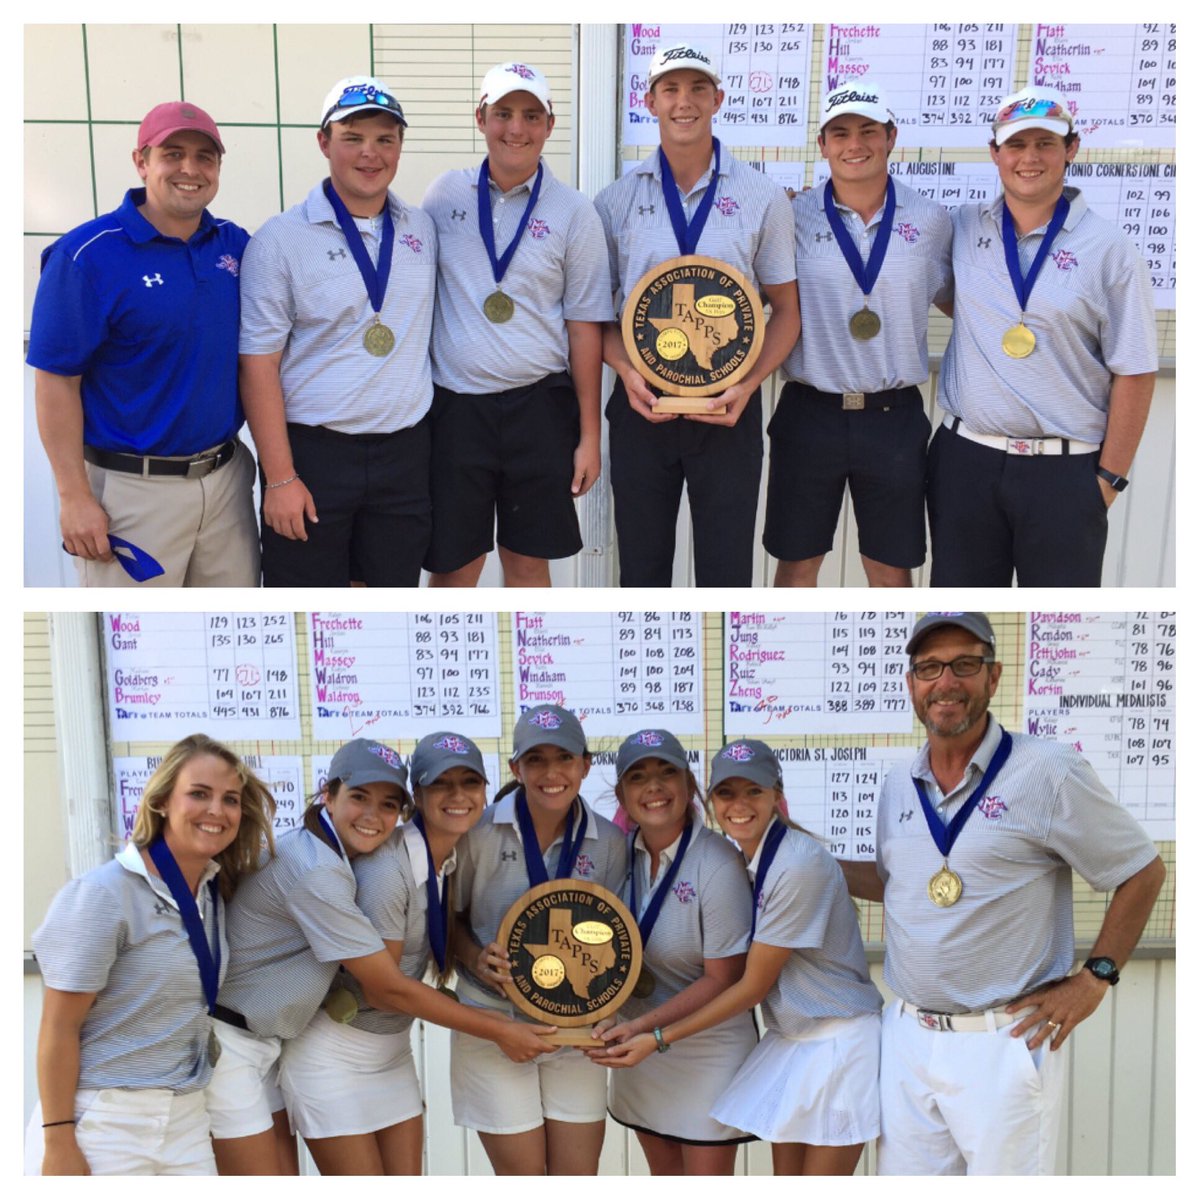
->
<box><xmin>29</xmin><ymin>704</ymin><xmax>881</xmax><ymax>1176</ymax></box>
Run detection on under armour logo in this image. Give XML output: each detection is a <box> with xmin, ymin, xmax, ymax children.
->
<box><xmin>815</xmin><ymin>232</ymin><xmax>833</xmax><ymax>242</ymax></box>
<box><xmin>327</xmin><ymin>248</ymin><xmax>347</xmax><ymax>261</ymax></box>
<box><xmin>899</xmin><ymin>810</ymin><xmax>914</xmax><ymax>823</ymax></box>
<box><xmin>501</xmin><ymin>849</ymin><xmax>518</xmax><ymax>862</ymax></box>
<box><xmin>143</xmin><ymin>273</ymin><xmax>163</xmax><ymax>287</ymax></box>
<box><xmin>153</xmin><ymin>900</ymin><xmax>172</xmax><ymax>916</ymax></box>
<box><xmin>451</xmin><ymin>209</ymin><xmax>467</xmax><ymax>221</ymax></box>
<box><xmin>977</xmin><ymin>236</ymin><xmax>992</xmax><ymax>248</ymax></box>
<box><xmin>638</xmin><ymin>204</ymin><xmax>655</xmax><ymax>215</ymax></box>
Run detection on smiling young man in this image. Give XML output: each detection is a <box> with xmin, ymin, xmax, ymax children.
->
<box><xmin>839</xmin><ymin>612</ymin><xmax>1164</xmax><ymax>1175</ymax></box>
<box><xmin>594</xmin><ymin>43</ymin><xmax>800</xmax><ymax>587</ymax></box>
<box><xmin>930</xmin><ymin>85</ymin><xmax>1158</xmax><ymax>586</ymax></box>
<box><xmin>765</xmin><ymin>82</ymin><xmax>952</xmax><ymax>588</ymax></box>
<box><xmin>239</xmin><ymin>76</ymin><xmax>437</xmax><ymax>587</ymax></box>
<box><xmin>421</xmin><ymin>62</ymin><xmax>611</xmax><ymax>588</ymax></box>
<box><xmin>27</xmin><ymin>101</ymin><xmax>258</xmax><ymax>586</ymax></box>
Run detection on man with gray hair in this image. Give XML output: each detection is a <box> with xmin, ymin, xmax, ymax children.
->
<box><xmin>842</xmin><ymin>611</ymin><xmax>1164</xmax><ymax>1173</ymax></box>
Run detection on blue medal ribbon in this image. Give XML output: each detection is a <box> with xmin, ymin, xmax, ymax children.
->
<box><xmin>477</xmin><ymin>159</ymin><xmax>544</xmax><ymax>289</ymax></box>
<box><xmin>147</xmin><ymin>837</ymin><xmax>220</xmax><ymax>1014</ymax></box>
<box><xmin>822</xmin><ymin>175</ymin><xmax>897</xmax><ymax>302</ymax></box>
<box><xmin>1001</xmin><ymin>194</ymin><xmax>1070</xmax><ymax>319</ymax></box>
<box><xmin>316</xmin><ymin>807</ymin><xmax>346</xmax><ymax>860</ymax></box>
<box><xmin>411</xmin><ymin>812</ymin><xmax>451</xmax><ymax>974</ymax></box>
<box><xmin>627</xmin><ymin>819</ymin><xmax>695</xmax><ymax>949</ymax></box>
<box><xmin>748</xmin><ymin>817</ymin><xmax>789</xmax><ymax>941</ymax></box>
<box><xmin>321</xmin><ymin>177</ymin><xmax>395</xmax><ymax>321</ymax></box>
<box><xmin>514</xmin><ymin>789</ymin><xmax>588</xmax><ymax>886</ymax></box>
<box><xmin>911</xmin><ymin>728</ymin><xmax>1014</xmax><ymax>861</ymax></box>
<box><xmin>658</xmin><ymin>140</ymin><xmax>722</xmax><ymax>256</ymax></box>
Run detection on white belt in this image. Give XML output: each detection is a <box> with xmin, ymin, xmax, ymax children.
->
<box><xmin>900</xmin><ymin>1000</ymin><xmax>1033</xmax><ymax>1032</ymax></box>
<box><xmin>943</xmin><ymin>414</ymin><xmax>1100</xmax><ymax>456</ymax></box>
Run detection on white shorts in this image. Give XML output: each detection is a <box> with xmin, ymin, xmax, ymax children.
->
<box><xmin>710</xmin><ymin>1014</ymin><xmax>881</xmax><ymax>1145</ymax></box>
<box><xmin>878</xmin><ymin>998</ymin><xmax>1067</xmax><ymax>1175</ymax></box>
<box><xmin>450</xmin><ymin>1029</ymin><xmax>608</xmax><ymax>1134</ymax></box>
<box><xmin>25</xmin><ymin>1089</ymin><xmax>215</xmax><ymax>1175</ymax></box>
<box><xmin>280</xmin><ymin>1010</ymin><xmax>423</xmax><ymax>1138</ymax></box>
<box><xmin>204</xmin><ymin>1021</ymin><xmax>286</xmax><ymax>1140</ymax></box>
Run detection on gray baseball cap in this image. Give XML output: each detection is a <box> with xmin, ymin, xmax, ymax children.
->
<box><xmin>410</xmin><ymin>731</ymin><xmax>487</xmax><ymax>788</ymax></box>
<box><xmin>512</xmin><ymin>704</ymin><xmax>587</xmax><ymax>759</ymax></box>
<box><xmin>708</xmin><ymin>739</ymin><xmax>783</xmax><ymax>792</ymax></box>
<box><xmin>905</xmin><ymin>612</ymin><xmax>996</xmax><ymax>657</ymax></box>
<box><xmin>616</xmin><ymin>729</ymin><xmax>689</xmax><ymax>779</ymax></box>
<box><xmin>328</xmin><ymin>738</ymin><xmax>409</xmax><ymax>792</ymax></box>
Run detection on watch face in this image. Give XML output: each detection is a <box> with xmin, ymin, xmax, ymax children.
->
<box><xmin>1088</xmin><ymin>958</ymin><xmax>1117</xmax><ymax>980</ymax></box>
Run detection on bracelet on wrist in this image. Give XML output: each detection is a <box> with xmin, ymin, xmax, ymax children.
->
<box><xmin>653</xmin><ymin>1026</ymin><xmax>669</xmax><ymax>1053</ymax></box>
<box><xmin>42</xmin><ymin>1119</ymin><xmax>77</xmax><ymax>1128</ymax></box>
<box><xmin>265</xmin><ymin>473</ymin><xmax>300</xmax><ymax>490</ymax></box>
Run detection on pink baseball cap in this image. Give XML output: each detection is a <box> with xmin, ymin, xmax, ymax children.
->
<box><xmin>137</xmin><ymin>101</ymin><xmax>225</xmax><ymax>154</ymax></box>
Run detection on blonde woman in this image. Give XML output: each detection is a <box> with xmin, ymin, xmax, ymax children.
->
<box><xmin>27</xmin><ymin>734</ymin><xmax>276</xmax><ymax>1176</ymax></box>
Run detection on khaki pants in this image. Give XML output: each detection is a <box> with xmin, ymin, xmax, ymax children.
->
<box><xmin>77</xmin><ymin>440</ymin><xmax>259</xmax><ymax>587</ymax></box>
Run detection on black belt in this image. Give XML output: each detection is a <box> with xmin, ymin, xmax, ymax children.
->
<box><xmin>213</xmin><ymin>1004</ymin><xmax>249</xmax><ymax>1030</ymax></box>
<box><xmin>796</xmin><ymin>383</ymin><xmax>921</xmax><ymax>411</ymax></box>
<box><xmin>84</xmin><ymin>439</ymin><xmax>238</xmax><ymax>478</ymax></box>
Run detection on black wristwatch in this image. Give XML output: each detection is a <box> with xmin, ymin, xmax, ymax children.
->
<box><xmin>1083</xmin><ymin>956</ymin><xmax>1120</xmax><ymax>986</ymax></box>
<box><xmin>1096</xmin><ymin>467</ymin><xmax>1129</xmax><ymax>492</ymax></box>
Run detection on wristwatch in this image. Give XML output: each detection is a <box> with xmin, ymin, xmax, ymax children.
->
<box><xmin>1083</xmin><ymin>956</ymin><xmax>1121</xmax><ymax>986</ymax></box>
<box><xmin>1096</xmin><ymin>467</ymin><xmax>1129</xmax><ymax>492</ymax></box>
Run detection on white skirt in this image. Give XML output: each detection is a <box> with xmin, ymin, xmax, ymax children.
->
<box><xmin>709</xmin><ymin>1014</ymin><xmax>881</xmax><ymax>1146</ymax></box>
<box><xmin>279</xmin><ymin>1010</ymin><xmax>423</xmax><ymax>1139</ymax></box>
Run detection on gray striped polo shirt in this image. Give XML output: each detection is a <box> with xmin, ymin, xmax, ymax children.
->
<box><xmin>747</xmin><ymin>822</ymin><xmax>882</xmax><ymax>1033</ymax></box>
<box><xmin>877</xmin><ymin>715</ymin><xmax>1160</xmax><ymax>1013</ymax></box>
<box><xmin>424</xmin><ymin>162</ymin><xmax>613</xmax><ymax>393</ymax></box>
<box><xmin>782</xmin><ymin>179</ymin><xmax>952</xmax><ymax>392</ymax></box>
<box><xmin>619</xmin><ymin>816</ymin><xmax>753</xmax><ymax>1019</ymax></box>
<box><xmin>594</xmin><ymin>151</ymin><xmax>797</xmax><ymax>311</ymax></box>
<box><xmin>938</xmin><ymin>188</ymin><xmax>1158</xmax><ymax>443</ymax></box>
<box><xmin>453</xmin><ymin>793</ymin><xmax>628</xmax><ymax>1013</ymax></box>
<box><xmin>239</xmin><ymin>181</ymin><xmax>437</xmax><ymax>434</ymax></box>
<box><xmin>337</xmin><ymin>819</ymin><xmax>455</xmax><ymax>1036</ymax></box>
<box><xmin>32</xmin><ymin>844</ymin><xmax>226</xmax><ymax>1092</ymax></box>
<box><xmin>218</xmin><ymin>825</ymin><xmax>384</xmax><ymax>1039</ymax></box>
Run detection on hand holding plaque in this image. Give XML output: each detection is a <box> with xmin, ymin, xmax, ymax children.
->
<box><xmin>496</xmin><ymin>880</ymin><xmax>642</xmax><ymax>1046</ymax></box>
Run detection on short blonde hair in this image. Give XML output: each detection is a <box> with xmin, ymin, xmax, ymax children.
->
<box><xmin>131</xmin><ymin>733</ymin><xmax>276</xmax><ymax>899</ymax></box>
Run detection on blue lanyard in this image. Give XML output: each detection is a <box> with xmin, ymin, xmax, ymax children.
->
<box><xmin>477</xmin><ymin>159</ymin><xmax>544</xmax><ymax>288</ymax></box>
<box><xmin>147</xmin><ymin>838</ymin><xmax>220</xmax><ymax>1014</ymax></box>
<box><xmin>1001</xmin><ymin>195</ymin><xmax>1069</xmax><ymax>315</ymax></box>
<box><xmin>514</xmin><ymin>789</ymin><xmax>588</xmax><ymax>886</ymax></box>
<box><xmin>658</xmin><ymin>140</ymin><xmax>722</xmax><ymax>256</ymax></box>
<box><xmin>411</xmin><ymin>813</ymin><xmax>450</xmax><ymax>974</ymax></box>
<box><xmin>749</xmin><ymin>818</ymin><xmax>789</xmax><ymax>941</ymax></box>
<box><xmin>627</xmin><ymin>819</ymin><xmax>695</xmax><ymax>949</ymax></box>
<box><xmin>317</xmin><ymin>808</ymin><xmax>346</xmax><ymax>860</ymax></box>
<box><xmin>911</xmin><ymin>728</ymin><xmax>1014</xmax><ymax>859</ymax></box>
<box><xmin>823</xmin><ymin>176</ymin><xmax>897</xmax><ymax>300</ymax></box>
<box><xmin>322</xmin><ymin>177</ymin><xmax>395</xmax><ymax>318</ymax></box>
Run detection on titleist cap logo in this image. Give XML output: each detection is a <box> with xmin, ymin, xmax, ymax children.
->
<box><xmin>661</xmin><ymin>45</ymin><xmax>712</xmax><ymax>66</ymax></box>
<box><xmin>827</xmin><ymin>86</ymin><xmax>881</xmax><ymax>110</ymax></box>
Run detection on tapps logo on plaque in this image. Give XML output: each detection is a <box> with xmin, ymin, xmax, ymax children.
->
<box><xmin>497</xmin><ymin>880</ymin><xmax>642</xmax><ymax>1041</ymax></box>
<box><xmin>621</xmin><ymin>254</ymin><xmax>766</xmax><ymax>406</ymax></box>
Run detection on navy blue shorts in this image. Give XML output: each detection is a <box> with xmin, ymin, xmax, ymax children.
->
<box><xmin>423</xmin><ymin>373</ymin><xmax>582</xmax><ymax>574</ymax></box>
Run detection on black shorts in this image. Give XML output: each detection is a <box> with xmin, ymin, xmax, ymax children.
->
<box><xmin>762</xmin><ymin>381</ymin><xmax>929</xmax><ymax>568</ymax></box>
<box><xmin>423</xmin><ymin>373</ymin><xmax>583</xmax><ymax>574</ymax></box>
<box><xmin>260</xmin><ymin>420</ymin><xmax>431</xmax><ymax>588</ymax></box>
<box><xmin>928</xmin><ymin>422</ymin><xmax>1108</xmax><ymax>586</ymax></box>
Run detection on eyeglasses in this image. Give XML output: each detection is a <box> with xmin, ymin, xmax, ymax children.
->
<box><xmin>909</xmin><ymin>655</ymin><xmax>995</xmax><ymax>681</ymax></box>
<box><xmin>323</xmin><ymin>86</ymin><xmax>407</xmax><ymax>129</ymax></box>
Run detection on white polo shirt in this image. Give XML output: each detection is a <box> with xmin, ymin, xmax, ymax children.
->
<box><xmin>32</xmin><ymin>844</ymin><xmax>225</xmax><ymax>1092</ymax></box>
<box><xmin>877</xmin><ymin>715</ymin><xmax>1160</xmax><ymax>1013</ymax></box>
<box><xmin>938</xmin><ymin>188</ymin><xmax>1158</xmax><ymax>442</ymax></box>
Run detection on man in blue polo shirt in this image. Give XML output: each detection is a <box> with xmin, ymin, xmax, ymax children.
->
<box><xmin>27</xmin><ymin>100</ymin><xmax>258</xmax><ymax>587</ymax></box>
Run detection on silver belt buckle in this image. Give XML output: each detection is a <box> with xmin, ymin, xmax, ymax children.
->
<box><xmin>916</xmin><ymin>1008</ymin><xmax>951</xmax><ymax>1031</ymax></box>
<box><xmin>1005</xmin><ymin>437</ymin><xmax>1042</xmax><ymax>456</ymax></box>
<box><xmin>842</xmin><ymin>392</ymin><xmax>866</xmax><ymax>411</ymax></box>
<box><xmin>185</xmin><ymin>453</ymin><xmax>219</xmax><ymax>479</ymax></box>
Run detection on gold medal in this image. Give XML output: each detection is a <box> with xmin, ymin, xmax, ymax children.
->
<box><xmin>208</xmin><ymin>1028</ymin><xmax>222</xmax><ymax>1065</ymax></box>
<box><xmin>632</xmin><ymin>966</ymin><xmax>657</xmax><ymax>999</ymax></box>
<box><xmin>1002</xmin><ymin>321</ymin><xmax>1036</xmax><ymax>359</ymax></box>
<box><xmin>363</xmin><ymin>319</ymin><xmax>395</xmax><ymax>357</ymax></box>
<box><xmin>323</xmin><ymin>986</ymin><xmax>359</xmax><ymax>1024</ymax></box>
<box><xmin>483</xmin><ymin>290</ymin><xmax>515</xmax><ymax>323</ymax></box>
<box><xmin>849</xmin><ymin>307</ymin><xmax>882</xmax><ymax>340</ymax></box>
<box><xmin>928</xmin><ymin>863</ymin><xmax>963</xmax><ymax>907</ymax></box>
